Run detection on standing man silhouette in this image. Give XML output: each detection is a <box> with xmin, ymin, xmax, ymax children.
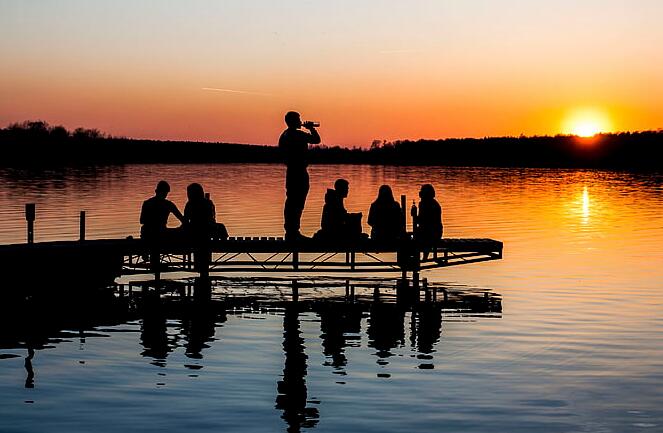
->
<box><xmin>279</xmin><ymin>111</ymin><xmax>321</xmax><ymax>241</ymax></box>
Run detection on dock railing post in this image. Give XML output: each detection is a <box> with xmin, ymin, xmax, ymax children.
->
<box><xmin>79</xmin><ymin>211</ymin><xmax>86</xmax><ymax>241</ymax></box>
<box><xmin>400</xmin><ymin>194</ymin><xmax>407</xmax><ymax>233</ymax></box>
<box><xmin>25</xmin><ymin>203</ymin><xmax>35</xmax><ymax>244</ymax></box>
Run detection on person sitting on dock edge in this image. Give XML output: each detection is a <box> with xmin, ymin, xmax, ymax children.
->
<box><xmin>314</xmin><ymin>178</ymin><xmax>365</xmax><ymax>241</ymax></box>
<box><xmin>412</xmin><ymin>184</ymin><xmax>443</xmax><ymax>258</ymax></box>
<box><xmin>368</xmin><ymin>185</ymin><xmax>404</xmax><ymax>242</ymax></box>
<box><xmin>183</xmin><ymin>183</ymin><xmax>228</xmax><ymax>243</ymax></box>
<box><xmin>140</xmin><ymin>180</ymin><xmax>185</xmax><ymax>242</ymax></box>
<box><xmin>279</xmin><ymin>111</ymin><xmax>321</xmax><ymax>241</ymax></box>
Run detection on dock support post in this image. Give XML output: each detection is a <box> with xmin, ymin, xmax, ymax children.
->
<box><xmin>25</xmin><ymin>203</ymin><xmax>35</xmax><ymax>244</ymax></box>
<box><xmin>413</xmin><ymin>271</ymin><xmax>420</xmax><ymax>301</ymax></box>
<box><xmin>293</xmin><ymin>251</ymin><xmax>299</xmax><ymax>270</ymax></box>
<box><xmin>79</xmin><ymin>211</ymin><xmax>86</xmax><ymax>241</ymax></box>
<box><xmin>423</xmin><ymin>278</ymin><xmax>429</xmax><ymax>303</ymax></box>
<box><xmin>345</xmin><ymin>280</ymin><xmax>350</xmax><ymax>298</ymax></box>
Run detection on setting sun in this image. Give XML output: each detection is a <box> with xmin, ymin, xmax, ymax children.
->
<box><xmin>563</xmin><ymin>108</ymin><xmax>612</xmax><ymax>137</ymax></box>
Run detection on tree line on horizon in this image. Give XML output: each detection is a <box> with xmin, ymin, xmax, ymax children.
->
<box><xmin>1</xmin><ymin>120</ymin><xmax>662</xmax><ymax>169</ymax></box>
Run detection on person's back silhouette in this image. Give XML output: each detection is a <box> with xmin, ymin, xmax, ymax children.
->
<box><xmin>183</xmin><ymin>183</ymin><xmax>228</xmax><ymax>243</ymax></box>
<box><xmin>139</xmin><ymin>180</ymin><xmax>184</xmax><ymax>241</ymax></box>
<box><xmin>368</xmin><ymin>185</ymin><xmax>404</xmax><ymax>242</ymax></box>
<box><xmin>412</xmin><ymin>184</ymin><xmax>443</xmax><ymax>259</ymax></box>
<box><xmin>279</xmin><ymin>111</ymin><xmax>320</xmax><ymax>241</ymax></box>
<box><xmin>315</xmin><ymin>178</ymin><xmax>364</xmax><ymax>241</ymax></box>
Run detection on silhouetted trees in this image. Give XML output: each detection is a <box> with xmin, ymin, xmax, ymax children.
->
<box><xmin>1</xmin><ymin>120</ymin><xmax>662</xmax><ymax>169</ymax></box>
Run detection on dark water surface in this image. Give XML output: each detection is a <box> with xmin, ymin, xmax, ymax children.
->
<box><xmin>1</xmin><ymin>164</ymin><xmax>662</xmax><ymax>432</ymax></box>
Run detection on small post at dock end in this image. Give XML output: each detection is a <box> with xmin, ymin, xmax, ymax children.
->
<box><xmin>79</xmin><ymin>211</ymin><xmax>86</xmax><ymax>241</ymax></box>
<box><xmin>400</xmin><ymin>194</ymin><xmax>407</xmax><ymax>233</ymax></box>
<box><xmin>25</xmin><ymin>203</ymin><xmax>35</xmax><ymax>244</ymax></box>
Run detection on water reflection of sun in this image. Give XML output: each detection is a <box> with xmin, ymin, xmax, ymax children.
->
<box><xmin>582</xmin><ymin>186</ymin><xmax>590</xmax><ymax>224</ymax></box>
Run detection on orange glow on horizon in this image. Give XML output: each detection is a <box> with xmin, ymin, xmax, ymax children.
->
<box><xmin>562</xmin><ymin>108</ymin><xmax>612</xmax><ymax>138</ymax></box>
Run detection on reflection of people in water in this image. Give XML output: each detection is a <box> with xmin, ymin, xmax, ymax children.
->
<box><xmin>140</xmin><ymin>180</ymin><xmax>185</xmax><ymax>241</ymax></box>
<box><xmin>411</xmin><ymin>304</ymin><xmax>442</xmax><ymax>356</ymax></box>
<box><xmin>367</xmin><ymin>303</ymin><xmax>405</xmax><ymax>362</ymax></box>
<box><xmin>368</xmin><ymin>185</ymin><xmax>404</xmax><ymax>242</ymax></box>
<box><xmin>24</xmin><ymin>347</ymin><xmax>35</xmax><ymax>388</ymax></box>
<box><xmin>182</xmin><ymin>300</ymin><xmax>224</xmax><ymax>360</ymax></box>
<box><xmin>275</xmin><ymin>304</ymin><xmax>319</xmax><ymax>432</ymax></box>
<box><xmin>318</xmin><ymin>303</ymin><xmax>362</xmax><ymax>373</ymax></box>
<box><xmin>140</xmin><ymin>306</ymin><xmax>174</xmax><ymax>367</ymax></box>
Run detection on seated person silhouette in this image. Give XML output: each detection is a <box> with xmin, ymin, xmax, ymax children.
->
<box><xmin>183</xmin><ymin>183</ymin><xmax>228</xmax><ymax>243</ymax></box>
<box><xmin>140</xmin><ymin>180</ymin><xmax>185</xmax><ymax>242</ymax></box>
<box><xmin>314</xmin><ymin>178</ymin><xmax>365</xmax><ymax>241</ymax></box>
<box><xmin>368</xmin><ymin>185</ymin><xmax>405</xmax><ymax>242</ymax></box>
<box><xmin>412</xmin><ymin>184</ymin><xmax>443</xmax><ymax>258</ymax></box>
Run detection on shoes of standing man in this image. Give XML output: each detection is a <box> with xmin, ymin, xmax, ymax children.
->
<box><xmin>285</xmin><ymin>232</ymin><xmax>312</xmax><ymax>242</ymax></box>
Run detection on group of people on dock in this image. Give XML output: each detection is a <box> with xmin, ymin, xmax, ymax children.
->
<box><xmin>139</xmin><ymin>111</ymin><xmax>442</xmax><ymax>245</ymax></box>
<box><xmin>140</xmin><ymin>180</ymin><xmax>227</xmax><ymax>243</ymax></box>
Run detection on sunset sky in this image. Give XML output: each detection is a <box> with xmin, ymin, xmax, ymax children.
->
<box><xmin>1</xmin><ymin>0</ymin><xmax>662</xmax><ymax>146</ymax></box>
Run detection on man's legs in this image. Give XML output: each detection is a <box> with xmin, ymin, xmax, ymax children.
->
<box><xmin>284</xmin><ymin>169</ymin><xmax>309</xmax><ymax>239</ymax></box>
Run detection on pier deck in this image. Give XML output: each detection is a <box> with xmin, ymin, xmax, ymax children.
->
<box><xmin>123</xmin><ymin>236</ymin><xmax>503</xmax><ymax>275</ymax></box>
<box><xmin>0</xmin><ymin>236</ymin><xmax>502</xmax><ymax>290</ymax></box>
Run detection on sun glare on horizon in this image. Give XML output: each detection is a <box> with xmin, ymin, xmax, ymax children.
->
<box><xmin>563</xmin><ymin>108</ymin><xmax>612</xmax><ymax>137</ymax></box>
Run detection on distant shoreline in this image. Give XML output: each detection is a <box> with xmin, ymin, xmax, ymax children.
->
<box><xmin>1</xmin><ymin>121</ymin><xmax>662</xmax><ymax>170</ymax></box>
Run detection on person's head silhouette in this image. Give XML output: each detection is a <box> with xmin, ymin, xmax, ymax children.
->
<box><xmin>334</xmin><ymin>178</ymin><xmax>349</xmax><ymax>199</ymax></box>
<box><xmin>187</xmin><ymin>183</ymin><xmax>205</xmax><ymax>201</ymax></box>
<box><xmin>285</xmin><ymin>111</ymin><xmax>302</xmax><ymax>129</ymax></box>
<box><xmin>419</xmin><ymin>184</ymin><xmax>436</xmax><ymax>201</ymax></box>
<box><xmin>155</xmin><ymin>180</ymin><xmax>170</xmax><ymax>199</ymax></box>
<box><xmin>377</xmin><ymin>185</ymin><xmax>394</xmax><ymax>202</ymax></box>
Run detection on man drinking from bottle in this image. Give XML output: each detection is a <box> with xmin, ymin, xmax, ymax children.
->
<box><xmin>278</xmin><ymin>111</ymin><xmax>321</xmax><ymax>241</ymax></box>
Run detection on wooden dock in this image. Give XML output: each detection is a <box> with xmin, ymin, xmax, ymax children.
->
<box><xmin>1</xmin><ymin>202</ymin><xmax>502</xmax><ymax>294</ymax></box>
<box><xmin>0</xmin><ymin>235</ymin><xmax>502</xmax><ymax>291</ymax></box>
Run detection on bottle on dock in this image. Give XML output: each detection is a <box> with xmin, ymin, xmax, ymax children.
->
<box><xmin>410</xmin><ymin>200</ymin><xmax>418</xmax><ymax>234</ymax></box>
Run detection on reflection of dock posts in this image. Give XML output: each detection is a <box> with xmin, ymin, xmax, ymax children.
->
<box><xmin>194</xmin><ymin>277</ymin><xmax>211</xmax><ymax>302</ymax></box>
<box><xmin>25</xmin><ymin>203</ymin><xmax>35</xmax><ymax>244</ymax></box>
<box><xmin>79</xmin><ymin>211</ymin><xmax>86</xmax><ymax>241</ymax></box>
<box><xmin>423</xmin><ymin>278</ymin><xmax>430</xmax><ymax>303</ymax></box>
<box><xmin>152</xmin><ymin>247</ymin><xmax>161</xmax><ymax>283</ymax></box>
<box><xmin>292</xmin><ymin>279</ymin><xmax>299</xmax><ymax>302</ymax></box>
<box><xmin>199</xmin><ymin>248</ymin><xmax>210</xmax><ymax>280</ymax></box>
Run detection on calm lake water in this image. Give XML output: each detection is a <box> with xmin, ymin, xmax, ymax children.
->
<box><xmin>1</xmin><ymin>164</ymin><xmax>662</xmax><ymax>433</ymax></box>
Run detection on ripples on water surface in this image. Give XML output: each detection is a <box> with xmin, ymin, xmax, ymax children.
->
<box><xmin>0</xmin><ymin>164</ymin><xmax>662</xmax><ymax>432</ymax></box>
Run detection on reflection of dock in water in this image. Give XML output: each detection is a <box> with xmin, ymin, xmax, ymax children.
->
<box><xmin>0</xmin><ymin>278</ymin><xmax>501</xmax><ymax>432</ymax></box>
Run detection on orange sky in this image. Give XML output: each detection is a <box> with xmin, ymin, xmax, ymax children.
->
<box><xmin>1</xmin><ymin>1</ymin><xmax>662</xmax><ymax>146</ymax></box>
